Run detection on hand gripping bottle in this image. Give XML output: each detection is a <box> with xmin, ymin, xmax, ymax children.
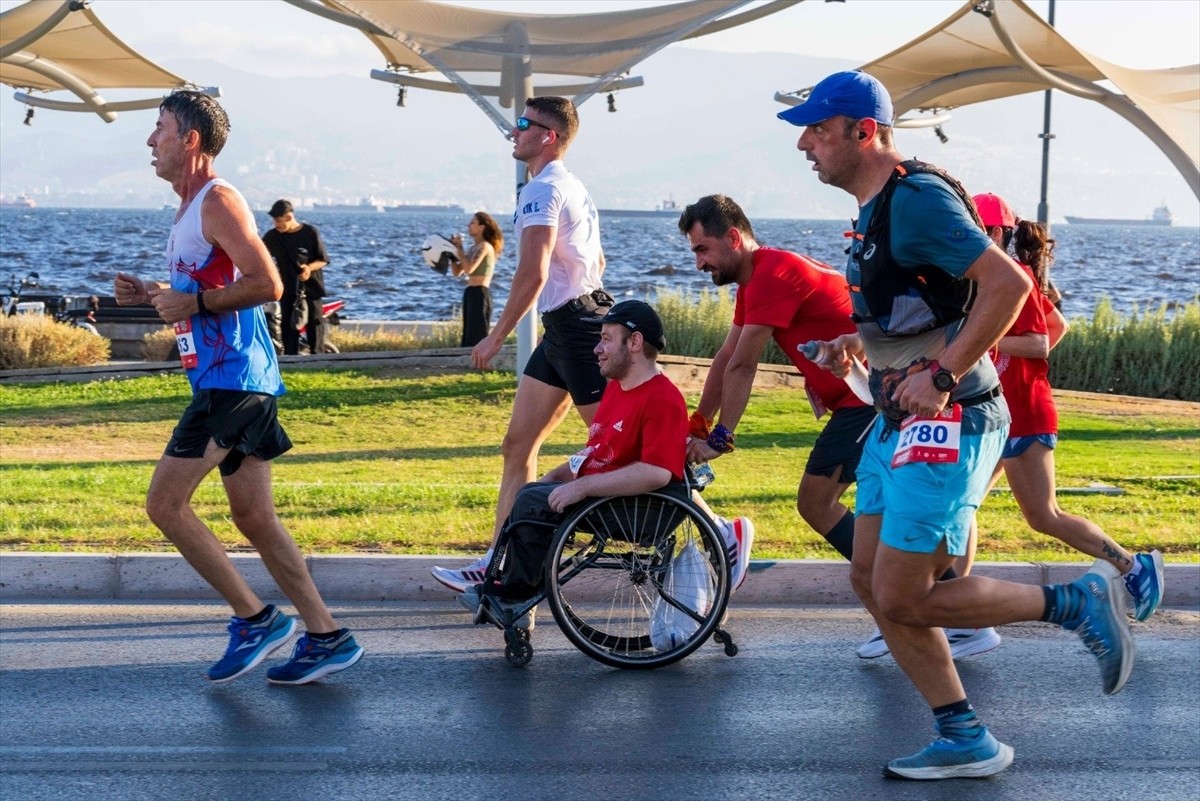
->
<box><xmin>798</xmin><ymin>340</ymin><xmax>874</xmax><ymax>405</ymax></box>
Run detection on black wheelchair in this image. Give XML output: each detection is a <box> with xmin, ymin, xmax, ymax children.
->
<box><xmin>469</xmin><ymin>476</ymin><xmax>738</xmax><ymax>669</ymax></box>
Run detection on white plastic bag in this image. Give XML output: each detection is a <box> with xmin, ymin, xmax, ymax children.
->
<box><xmin>649</xmin><ymin>541</ymin><xmax>714</xmax><ymax>651</ymax></box>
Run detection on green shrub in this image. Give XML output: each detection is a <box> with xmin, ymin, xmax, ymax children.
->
<box><xmin>0</xmin><ymin>315</ymin><xmax>111</xmax><ymax>369</ymax></box>
<box><xmin>1050</xmin><ymin>297</ymin><xmax>1200</xmax><ymax>401</ymax></box>
<box><xmin>141</xmin><ymin>328</ymin><xmax>176</xmax><ymax>361</ymax></box>
<box><xmin>651</xmin><ymin>287</ymin><xmax>790</xmax><ymax>364</ymax></box>
<box><xmin>331</xmin><ymin>323</ymin><xmax>463</xmax><ymax>352</ymax></box>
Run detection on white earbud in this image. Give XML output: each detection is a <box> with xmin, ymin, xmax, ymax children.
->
<box><xmin>542</xmin><ymin>135</ymin><xmax>551</xmax><ymax>144</ymax></box>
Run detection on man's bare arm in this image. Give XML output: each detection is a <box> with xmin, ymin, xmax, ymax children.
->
<box><xmin>146</xmin><ymin>186</ymin><xmax>282</xmax><ymax>323</ymax></box>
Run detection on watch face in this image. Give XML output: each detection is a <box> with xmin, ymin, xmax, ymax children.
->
<box><xmin>933</xmin><ymin>370</ymin><xmax>956</xmax><ymax>392</ymax></box>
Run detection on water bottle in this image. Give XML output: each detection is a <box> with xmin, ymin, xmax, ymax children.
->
<box><xmin>799</xmin><ymin>340</ymin><xmax>874</xmax><ymax>405</ymax></box>
<box><xmin>691</xmin><ymin>461</ymin><xmax>715</xmax><ymax>489</ymax></box>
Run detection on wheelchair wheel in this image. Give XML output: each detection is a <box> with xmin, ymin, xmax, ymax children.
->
<box><xmin>544</xmin><ymin>491</ymin><xmax>730</xmax><ymax>669</ymax></box>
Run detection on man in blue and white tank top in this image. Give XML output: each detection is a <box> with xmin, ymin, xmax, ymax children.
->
<box><xmin>114</xmin><ymin>90</ymin><xmax>362</xmax><ymax>686</ymax></box>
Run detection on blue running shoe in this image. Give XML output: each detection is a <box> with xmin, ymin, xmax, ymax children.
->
<box><xmin>1064</xmin><ymin>561</ymin><xmax>1135</xmax><ymax>695</ymax></box>
<box><xmin>884</xmin><ymin>728</ymin><xmax>1014</xmax><ymax>780</ymax></box>
<box><xmin>1124</xmin><ymin>550</ymin><xmax>1165</xmax><ymax>621</ymax></box>
<box><xmin>206</xmin><ymin>605</ymin><xmax>296</xmax><ymax>684</ymax></box>
<box><xmin>266</xmin><ymin>630</ymin><xmax>364</xmax><ymax>685</ymax></box>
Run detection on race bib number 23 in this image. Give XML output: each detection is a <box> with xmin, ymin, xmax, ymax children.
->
<box><xmin>892</xmin><ymin>404</ymin><xmax>962</xmax><ymax>468</ymax></box>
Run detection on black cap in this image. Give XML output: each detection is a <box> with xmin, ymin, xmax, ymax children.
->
<box><xmin>587</xmin><ymin>299</ymin><xmax>666</xmax><ymax>351</ymax></box>
<box><xmin>268</xmin><ymin>199</ymin><xmax>293</xmax><ymax>218</ymax></box>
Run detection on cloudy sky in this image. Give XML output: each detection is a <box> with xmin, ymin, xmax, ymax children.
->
<box><xmin>1</xmin><ymin>0</ymin><xmax>1198</xmax><ymax>221</ymax></box>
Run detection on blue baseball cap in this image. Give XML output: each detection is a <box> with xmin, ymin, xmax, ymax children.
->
<box><xmin>777</xmin><ymin>70</ymin><xmax>894</xmax><ymax>127</ymax></box>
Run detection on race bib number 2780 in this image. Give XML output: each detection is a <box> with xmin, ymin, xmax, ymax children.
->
<box><xmin>892</xmin><ymin>404</ymin><xmax>962</xmax><ymax>468</ymax></box>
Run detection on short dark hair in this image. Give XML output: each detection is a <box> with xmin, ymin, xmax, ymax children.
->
<box><xmin>160</xmin><ymin>90</ymin><xmax>229</xmax><ymax>157</ymax></box>
<box><xmin>677</xmin><ymin>194</ymin><xmax>756</xmax><ymax>241</ymax></box>
<box><xmin>525</xmin><ymin>96</ymin><xmax>579</xmax><ymax>145</ymax></box>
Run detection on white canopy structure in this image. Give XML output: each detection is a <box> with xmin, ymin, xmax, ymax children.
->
<box><xmin>0</xmin><ymin>0</ymin><xmax>219</xmax><ymax>123</ymax></box>
<box><xmin>288</xmin><ymin>0</ymin><xmax>798</xmax><ymax>134</ymax></box>
<box><xmin>288</xmin><ymin>0</ymin><xmax>799</xmax><ymax>370</ymax></box>
<box><xmin>775</xmin><ymin>0</ymin><xmax>1200</xmax><ymax>199</ymax></box>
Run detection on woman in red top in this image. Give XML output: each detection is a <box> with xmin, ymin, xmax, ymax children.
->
<box><xmin>973</xmin><ymin>193</ymin><xmax>1163</xmax><ymax>621</ymax></box>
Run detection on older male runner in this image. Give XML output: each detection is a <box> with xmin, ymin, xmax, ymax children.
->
<box><xmin>115</xmin><ymin>90</ymin><xmax>362</xmax><ymax>686</ymax></box>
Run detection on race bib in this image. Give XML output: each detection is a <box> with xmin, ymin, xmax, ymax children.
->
<box><xmin>173</xmin><ymin>319</ymin><xmax>198</xmax><ymax>370</ymax></box>
<box><xmin>892</xmin><ymin>404</ymin><xmax>962</xmax><ymax>468</ymax></box>
<box><xmin>805</xmin><ymin>384</ymin><xmax>828</xmax><ymax>421</ymax></box>
<box><xmin>568</xmin><ymin>446</ymin><xmax>593</xmax><ymax>476</ymax></box>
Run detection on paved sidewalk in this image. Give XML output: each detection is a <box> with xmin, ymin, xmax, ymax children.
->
<box><xmin>2</xmin><ymin>552</ymin><xmax>1196</xmax><ymax>607</ymax></box>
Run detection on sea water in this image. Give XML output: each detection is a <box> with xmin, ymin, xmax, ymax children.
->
<box><xmin>1</xmin><ymin>206</ymin><xmax>1195</xmax><ymax>323</ymax></box>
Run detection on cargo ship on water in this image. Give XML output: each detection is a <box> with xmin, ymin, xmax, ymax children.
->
<box><xmin>312</xmin><ymin>198</ymin><xmax>384</xmax><ymax>212</ymax></box>
<box><xmin>384</xmin><ymin>202</ymin><xmax>464</xmax><ymax>214</ymax></box>
<box><xmin>599</xmin><ymin>197</ymin><xmax>680</xmax><ymax>219</ymax></box>
<box><xmin>1064</xmin><ymin>206</ymin><xmax>1172</xmax><ymax>226</ymax></box>
<box><xmin>0</xmin><ymin>194</ymin><xmax>37</xmax><ymax>208</ymax></box>
<box><xmin>311</xmin><ymin>198</ymin><xmax>464</xmax><ymax>214</ymax></box>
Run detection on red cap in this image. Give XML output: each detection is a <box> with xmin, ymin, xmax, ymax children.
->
<box><xmin>972</xmin><ymin>193</ymin><xmax>1016</xmax><ymax>228</ymax></box>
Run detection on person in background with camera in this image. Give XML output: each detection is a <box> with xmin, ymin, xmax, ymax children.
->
<box><xmin>972</xmin><ymin>192</ymin><xmax>1163</xmax><ymax>619</ymax></box>
<box><xmin>262</xmin><ymin>199</ymin><xmax>329</xmax><ymax>355</ymax></box>
<box><xmin>449</xmin><ymin>211</ymin><xmax>503</xmax><ymax>348</ymax></box>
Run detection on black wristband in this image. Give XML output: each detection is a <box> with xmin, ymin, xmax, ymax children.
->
<box><xmin>196</xmin><ymin>290</ymin><xmax>209</xmax><ymax>315</ymax></box>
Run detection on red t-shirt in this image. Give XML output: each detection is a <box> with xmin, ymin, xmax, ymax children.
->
<box><xmin>573</xmin><ymin>373</ymin><xmax>687</xmax><ymax>481</ymax></box>
<box><xmin>992</xmin><ymin>262</ymin><xmax>1058</xmax><ymax>436</ymax></box>
<box><xmin>734</xmin><ymin>248</ymin><xmax>865</xmax><ymax>414</ymax></box>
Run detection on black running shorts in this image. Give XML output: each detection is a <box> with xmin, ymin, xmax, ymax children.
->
<box><xmin>805</xmin><ymin>404</ymin><xmax>877</xmax><ymax>485</ymax></box>
<box><xmin>165</xmin><ymin>389</ymin><xmax>293</xmax><ymax>476</ymax></box>
<box><xmin>524</xmin><ymin>311</ymin><xmax>607</xmax><ymax>407</ymax></box>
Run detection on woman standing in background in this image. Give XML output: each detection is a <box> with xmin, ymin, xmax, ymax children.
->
<box><xmin>450</xmin><ymin>211</ymin><xmax>503</xmax><ymax>347</ymax></box>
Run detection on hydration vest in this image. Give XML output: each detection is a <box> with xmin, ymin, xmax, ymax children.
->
<box><xmin>850</xmin><ymin>159</ymin><xmax>985</xmax><ymax>337</ymax></box>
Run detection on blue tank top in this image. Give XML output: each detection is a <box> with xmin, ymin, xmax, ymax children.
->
<box><xmin>166</xmin><ymin>179</ymin><xmax>284</xmax><ymax>396</ymax></box>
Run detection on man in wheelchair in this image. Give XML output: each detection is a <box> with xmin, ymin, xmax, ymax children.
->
<box><xmin>458</xmin><ymin>300</ymin><xmax>695</xmax><ymax>628</ymax></box>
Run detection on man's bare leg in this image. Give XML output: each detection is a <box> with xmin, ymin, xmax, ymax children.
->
<box><xmin>146</xmin><ymin>446</ymin><xmax>263</xmax><ymax>619</ymax></box>
<box><xmin>223</xmin><ymin>456</ymin><xmax>336</xmax><ymax>632</ymax></box>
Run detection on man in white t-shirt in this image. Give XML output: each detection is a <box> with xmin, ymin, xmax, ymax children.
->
<box><xmin>432</xmin><ymin>96</ymin><xmax>617</xmax><ymax>591</ymax></box>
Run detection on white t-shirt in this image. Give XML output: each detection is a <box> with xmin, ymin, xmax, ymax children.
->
<box><xmin>513</xmin><ymin>160</ymin><xmax>604</xmax><ymax>313</ymax></box>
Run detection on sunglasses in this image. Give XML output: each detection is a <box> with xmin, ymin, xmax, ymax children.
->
<box><xmin>516</xmin><ymin>116</ymin><xmax>556</xmax><ymax>136</ymax></box>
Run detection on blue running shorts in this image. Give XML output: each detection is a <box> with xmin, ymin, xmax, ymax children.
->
<box><xmin>856</xmin><ymin>414</ymin><xmax>1007</xmax><ymax>556</ymax></box>
<box><xmin>1002</xmin><ymin>433</ymin><xmax>1057</xmax><ymax>460</ymax></box>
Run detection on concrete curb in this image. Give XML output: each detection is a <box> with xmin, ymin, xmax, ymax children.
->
<box><xmin>2</xmin><ymin>552</ymin><xmax>1196</xmax><ymax>608</ymax></box>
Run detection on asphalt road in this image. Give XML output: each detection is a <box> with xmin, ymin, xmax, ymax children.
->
<box><xmin>1</xmin><ymin>601</ymin><xmax>1197</xmax><ymax>801</ymax></box>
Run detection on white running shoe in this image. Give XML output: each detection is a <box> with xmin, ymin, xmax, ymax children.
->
<box><xmin>431</xmin><ymin>551</ymin><xmax>493</xmax><ymax>593</ymax></box>
<box><xmin>856</xmin><ymin>628</ymin><xmax>890</xmax><ymax>659</ymax></box>
<box><xmin>856</xmin><ymin>627</ymin><xmax>1003</xmax><ymax>660</ymax></box>
<box><xmin>715</xmin><ymin>516</ymin><xmax>755</xmax><ymax>593</ymax></box>
<box><xmin>946</xmin><ymin>627</ymin><xmax>1002</xmax><ymax>660</ymax></box>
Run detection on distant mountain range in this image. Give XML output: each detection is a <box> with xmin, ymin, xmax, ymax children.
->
<box><xmin>0</xmin><ymin>48</ymin><xmax>1195</xmax><ymax>224</ymax></box>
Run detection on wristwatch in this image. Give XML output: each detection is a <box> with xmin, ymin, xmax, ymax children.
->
<box><xmin>927</xmin><ymin>359</ymin><xmax>958</xmax><ymax>393</ymax></box>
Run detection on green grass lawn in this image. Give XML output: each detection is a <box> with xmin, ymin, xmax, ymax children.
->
<box><xmin>1</xmin><ymin>368</ymin><xmax>1197</xmax><ymax>561</ymax></box>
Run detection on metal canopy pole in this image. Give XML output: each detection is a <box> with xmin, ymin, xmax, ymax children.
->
<box><xmin>507</xmin><ymin>21</ymin><xmax>537</xmax><ymax>376</ymax></box>
<box><xmin>1036</xmin><ymin>0</ymin><xmax>1056</xmax><ymax>228</ymax></box>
